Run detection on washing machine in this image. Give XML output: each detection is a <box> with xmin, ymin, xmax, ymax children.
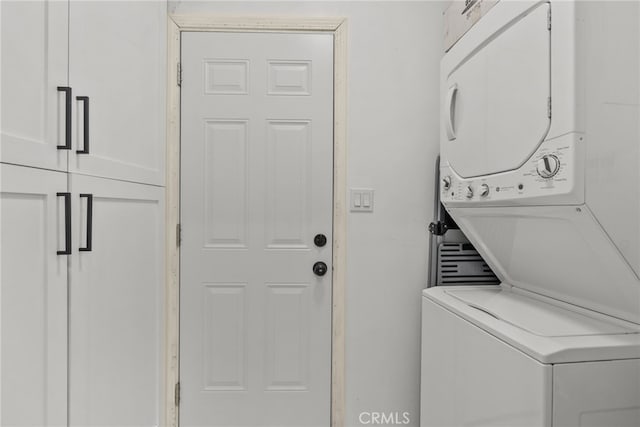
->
<box><xmin>421</xmin><ymin>1</ymin><xmax>640</xmax><ymax>426</ymax></box>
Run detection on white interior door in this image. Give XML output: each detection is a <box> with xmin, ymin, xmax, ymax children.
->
<box><xmin>68</xmin><ymin>1</ymin><xmax>166</xmax><ymax>185</ymax></box>
<box><xmin>68</xmin><ymin>174</ymin><xmax>164</xmax><ymax>427</ymax></box>
<box><xmin>180</xmin><ymin>32</ymin><xmax>334</xmax><ymax>427</ymax></box>
<box><xmin>1</xmin><ymin>164</ymin><xmax>68</xmax><ymax>426</ymax></box>
<box><xmin>1</xmin><ymin>0</ymin><xmax>69</xmax><ymax>171</ymax></box>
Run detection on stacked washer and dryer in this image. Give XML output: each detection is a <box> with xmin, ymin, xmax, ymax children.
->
<box><xmin>421</xmin><ymin>1</ymin><xmax>640</xmax><ymax>426</ymax></box>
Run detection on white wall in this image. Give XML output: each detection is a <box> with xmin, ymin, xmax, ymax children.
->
<box><xmin>169</xmin><ymin>1</ymin><xmax>443</xmax><ymax>425</ymax></box>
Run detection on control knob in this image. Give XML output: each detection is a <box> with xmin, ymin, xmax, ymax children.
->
<box><xmin>536</xmin><ymin>155</ymin><xmax>560</xmax><ymax>179</ymax></box>
<box><xmin>465</xmin><ymin>185</ymin><xmax>474</xmax><ymax>199</ymax></box>
<box><xmin>442</xmin><ymin>176</ymin><xmax>452</xmax><ymax>191</ymax></box>
<box><xmin>479</xmin><ymin>184</ymin><xmax>490</xmax><ymax>198</ymax></box>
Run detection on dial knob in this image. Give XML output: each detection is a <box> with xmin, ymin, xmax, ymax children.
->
<box><xmin>479</xmin><ymin>184</ymin><xmax>490</xmax><ymax>197</ymax></box>
<box><xmin>465</xmin><ymin>185</ymin><xmax>474</xmax><ymax>199</ymax></box>
<box><xmin>442</xmin><ymin>176</ymin><xmax>452</xmax><ymax>191</ymax></box>
<box><xmin>536</xmin><ymin>155</ymin><xmax>560</xmax><ymax>179</ymax></box>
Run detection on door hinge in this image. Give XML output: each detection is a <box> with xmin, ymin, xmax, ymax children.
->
<box><xmin>176</xmin><ymin>223</ymin><xmax>181</xmax><ymax>247</ymax></box>
<box><xmin>547</xmin><ymin>97</ymin><xmax>552</xmax><ymax>118</ymax></box>
<box><xmin>174</xmin><ymin>382</ymin><xmax>180</xmax><ymax>407</ymax></box>
<box><xmin>428</xmin><ymin>221</ymin><xmax>449</xmax><ymax>236</ymax></box>
<box><xmin>177</xmin><ymin>62</ymin><xmax>182</xmax><ymax>87</ymax></box>
<box><xmin>547</xmin><ymin>8</ymin><xmax>551</xmax><ymax>30</ymax></box>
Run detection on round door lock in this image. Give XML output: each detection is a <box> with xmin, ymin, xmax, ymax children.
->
<box><xmin>314</xmin><ymin>234</ymin><xmax>328</xmax><ymax>248</ymax></box>
<box><xmin>313</xmin><ymin>261</ymin><xmax>328</xmax><ymax>277</ymax></box>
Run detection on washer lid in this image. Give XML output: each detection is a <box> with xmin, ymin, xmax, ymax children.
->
<box><xmin>442</xmin><ymin>2</ymin><xmax>550</xmax><ymax>178</ymax></box>
<box><xmin>450</xmin><ymin>205</ymin><xmax>640</xmax><ymax>325</ymax></box>
<box><xmin>424</xmin><ymin>286</ymin><xmax>640</xmax><ymax>364</ymax></box>
<box><xmin>445</xmin><ymin>288</ymin><xmax>633</xmax><ymax>337</ymax></box>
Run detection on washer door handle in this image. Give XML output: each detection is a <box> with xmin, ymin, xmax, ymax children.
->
<box><xmin>445</xmin><ymin>84</ymin><xmax>458</xmax><ymax>141</ymax></box>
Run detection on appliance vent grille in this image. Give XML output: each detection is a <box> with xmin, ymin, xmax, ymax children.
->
<box><xmin>437</xmin><ymin>243</ymin><xmax>500</xmax><ymax>285</ymax></box>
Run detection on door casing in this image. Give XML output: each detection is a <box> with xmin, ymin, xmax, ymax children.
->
<box><xmin>164</xmin><ymin>15</ymin><xmax>348</xmax><ymax>427</ymax></box>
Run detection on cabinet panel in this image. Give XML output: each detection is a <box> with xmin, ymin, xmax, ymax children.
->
<box><xmin>68</xmin><ymin>174</ymin><xmax>164</xmax><ymax>426</ymax></box>
<box><xmin>68</xmin><ymin>1</ymin><xmax>166</xmax><ymax>185</ymax></box>
<box><xmin>0</xmin><ymin>164</ymin><xmax>68</xmax><ymax>426</ymax></box>
<box><xmin>1</xmin><ymin>0</ymin><xmax>69</xmax><ymax>171</ymax></box>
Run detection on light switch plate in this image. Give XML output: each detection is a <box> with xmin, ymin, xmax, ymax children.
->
<box><xmin>350</xmin><ymin>188</ymin><xmax>374</xmax><ymax>212</ymax></box>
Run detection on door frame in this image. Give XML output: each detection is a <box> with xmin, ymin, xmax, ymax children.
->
<box><xmin>164</xmin><ymin>15</ymin><xmax>348</xmax><ymax>427</ymax></box>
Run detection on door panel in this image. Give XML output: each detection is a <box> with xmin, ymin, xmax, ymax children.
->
<box><xmin>444</xmin><ymin>2</ymin><xmax>550</xmax><ymax>178</ymax></box>
<box><xmin>68</xmin><ymin>1</ymin><xmax>166</xmax><ymax>185</ymax></box>
<box><xmin>180</xmin><ymin>32</ymin><xmax>333</xmax><ymax>426</ymax></box>
<box><xmin>1</xmin><ymin>0</ymin><xmax>69</xmax><ymax>171</ymax></box>
<box><xmin>68</xmin><ymin>174</ymin><xmax>164</xmax><ymax>427</ymax></box>
<box><xmin>202</xmin><ymin>119</ymin><xmax>249</xmax><ymax>248</ymax></box>
<box><xmin>1</xmin><ymin>164</ymin><xmax>68</xmax><ymax>426</ymax></box>
<box><xmin>266</xmin><ymin>120</ymin><xmax>313</xmax><ymax>249</ymax></box>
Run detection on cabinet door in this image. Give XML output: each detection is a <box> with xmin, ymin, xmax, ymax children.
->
<box><xmin>68</xmin><ymin>1</ymin><xmax>166</xmax><ymax>185</ymax></box>
<box><xmin>68</xmin><ymin>174</ymin><xmax>164</xmax><ymax>427</ymax></box>
<box><xmin>1</xmin><ymin>0</ymin><xmax>69</xmax><ymax>171</ymax></box>
<box><xmin>1</xmin><ymin>164</ymin><xmax>68</xmax><ymax>426</ymax></box>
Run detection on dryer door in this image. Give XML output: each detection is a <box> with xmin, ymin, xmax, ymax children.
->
<box><xmin>443</xmin><ymin>2</ymin><xmax>551</xmax><ymax>179</ymax></box>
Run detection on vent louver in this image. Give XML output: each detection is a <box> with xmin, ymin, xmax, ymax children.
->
<box><xmin>437</xmin><ymin>243</ymin><xmax>500</xmax><ymax>285</ymax></box>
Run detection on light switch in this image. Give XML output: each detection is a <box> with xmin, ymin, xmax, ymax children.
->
<box><xmin>362</xmin><ymin>193</ymin><xmax>371</xmax><ymax>208</ymax></box>
<box><xmin>350</xmin><ymin>188</ymin><xmax>374</xmax><ymax>212</ymax></box>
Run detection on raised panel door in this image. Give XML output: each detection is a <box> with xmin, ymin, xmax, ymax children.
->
<box><xmin>68</xmin><ymin>1</ymin><xmax>166</xmax><ymax>185</ymax></box>
<box><xmin>180</xmin><ymin>32</ymin><xmax>334</xmax><ymax>426</ymax></box>
<box><xmin>1</xmin><ymin>0</ymin><xmax>69</xmax><ymax>171</ymax></box>
<box><xmin>0</xmin><ymin>164</ymin><xmax>68</xmax><ymax>426</ymax></box>
<box><xmin>68</xmin><ymin>174</ymin><xmax>164</xmax><ymax>426</ymax></box>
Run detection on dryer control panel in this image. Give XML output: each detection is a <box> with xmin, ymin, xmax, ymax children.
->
<box><xmin>441</xmin><ymin>133</ymin><xmax>585</xmax><ymax>207</ymax></box>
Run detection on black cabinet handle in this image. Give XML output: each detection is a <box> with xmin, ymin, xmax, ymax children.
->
<box><xmin>76</xmin><ymin>96</ymin><xmax>90</xmax><ymax>154</ymax></box>
<box><xmin>57</xmin><ymin>87</ymin><xmax>72</xmax><ymax>150</ymax></box>
<box><xmin>79</xmin><ymin>194</ymin><xmax>93</xmax><ymax>252</ymax></box>
<box><xmin>57</xmin><ymin>192</ymin><xmax>71</xmax><ymax>255</ymax></box>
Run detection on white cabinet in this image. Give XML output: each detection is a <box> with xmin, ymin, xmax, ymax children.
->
<box><xmin>0</xmin><ymin>0</ymin><xmax>69</xmax><ymax>171</ymax></box>
<box><xmin>0</xmin><ymin>2</ymin><xmax>167</xmax><ymax>426</ymax></box>
<box><xmin>68</xmin><ymin>174</ymin><xmax>164</xmax><ymax>427</ymax></box>
<box><xmin>68</xmin><ymin>1</ymin><xmax>166</xmax><ymax>185</ymax></box>
<box><xmin>1</xmin><ymin>164</ymin><xmax>68</xmax><ymax>426</ymax></box>
<box><xmin>1</xmin><ymin>0</ymin><xmax>166</xmax><ymax>186</ymax></box>
<box><xmin>0</xmin><ymin>167</ymin><xmax>165</xmax><ymax>427</ymax></box>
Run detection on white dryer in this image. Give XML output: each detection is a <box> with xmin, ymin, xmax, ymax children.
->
<box><xmin>422</xmin><ymin>1</ymin><xmax>640</xmax><ymax>426</ymax></box>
